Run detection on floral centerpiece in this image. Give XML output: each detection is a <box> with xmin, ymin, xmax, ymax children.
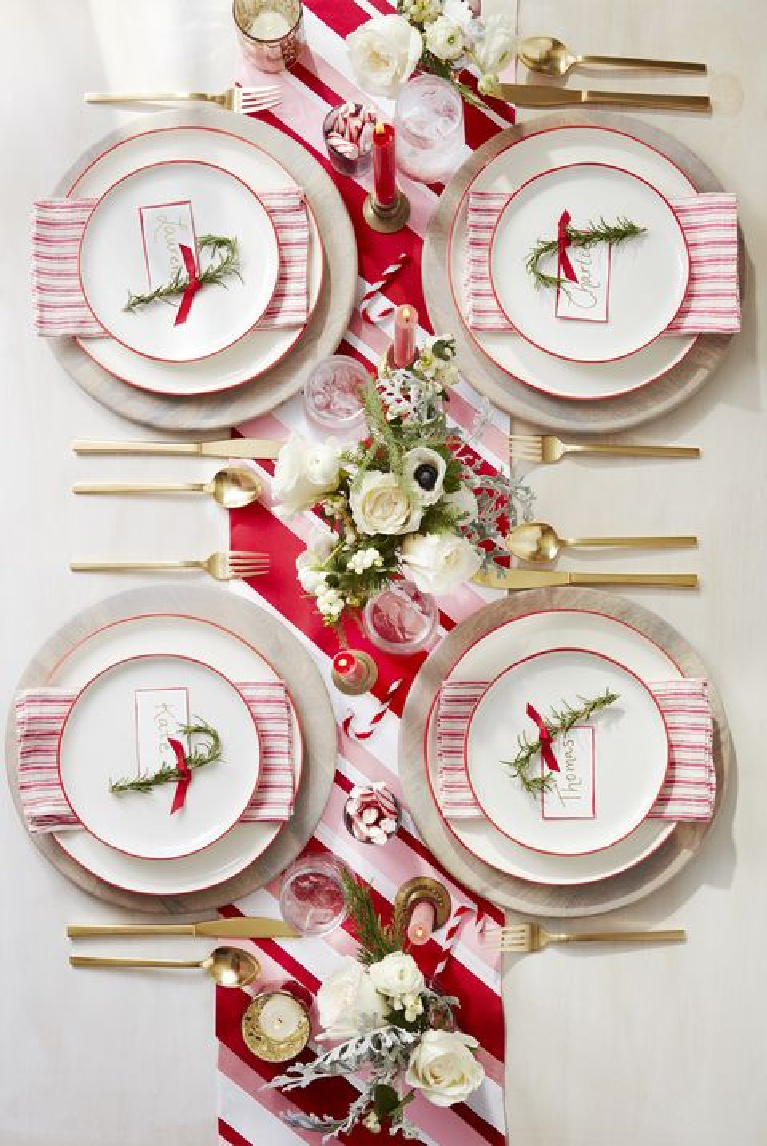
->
<box><xmin>273</xmin><ymin>336</ymin><xmax>534</xmax><ymax>628</ymax></box>
<box><xmin>347</xmin><ymin>1</ymin><xmax>515</xmax><ymax>105</ymax></box>
<box><xmin>270</xmin><ymin>871</ymin><xmax>484</xmax><ymax>1140</ymax></box>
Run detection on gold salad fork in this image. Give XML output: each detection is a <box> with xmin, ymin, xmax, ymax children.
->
<box><xmin>84</xmin><ymin>86</ymin><xmax>280</xmax><ymax>114</ymax></box>
<box><xmin>70</xmin><ymin>551</ymin><xmax>269</xmax><ymax>582</ymax></box>
<box><xmin>488</xmin><ymin>922</ymin><xmax>687</xmax><ymax>954</ymax></box>
<box><xmin>509</xmin><ymin>434</ymin><xmax>700</xmax><ymax>465</ymax></box>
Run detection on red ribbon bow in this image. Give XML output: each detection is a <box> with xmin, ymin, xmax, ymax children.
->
<box><xmin>526</xmin><ymin>703</ymin><xmax>560</xmax><ymax>773</ymax></box>
<box><xmin>557</xmin><ymin>210</ymin><xmax>578</xmax><ymax>284</ymax></box>
<box><xmin>174</xmin><ymin>243</ymin><xmax>201</xmax><ymax>326</ymax></box>
<box><xmin>168</xmin><ymin>736</ymin><xmax>191</xmax><ymax>814</ymax></box>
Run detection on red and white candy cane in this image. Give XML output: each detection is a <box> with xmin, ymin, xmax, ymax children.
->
<box><xmin>432</xmin><ymin>904</ymin><xmax>487</xmax><ymax>982</ymax></box>
<box><xmin>360</xmin><ymin>253</ymin><xmax>410</xmax><ymax>324</ymax></box>
<box><xmin>341</xmin><ymin>678</ymin><xmax>404</xmax><ymax>741</ymax></box>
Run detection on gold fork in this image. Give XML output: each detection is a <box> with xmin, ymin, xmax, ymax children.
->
<box><xmin>70</xmin><ymin>551</ymin><xmax>269</xmax><ymax>582</ymax></box>
<box><xmin>487</xmin><ymin>922</ymin><xmax>686</xmax><ymax>953</ymax></box>
<box><xmin>84</xmin><ymin>86</ymin><xmax>280</xmax><ymax>114</ymax></box>
<box><xmin>509</xmin><ymin>434</ymin><xmax>700</xmax><ymax>465</ymax></box>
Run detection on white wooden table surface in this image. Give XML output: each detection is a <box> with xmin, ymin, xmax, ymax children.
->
<box><xmin>1</xmin><ymin>1</ymin><xmax>764</xmax><ymax>1144</ymax></box>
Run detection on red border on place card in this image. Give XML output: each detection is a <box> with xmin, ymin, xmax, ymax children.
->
<box><xmin>540</xmin><ymin>725</ymin><xmax>596</xmax><ymax>820</ymax></box>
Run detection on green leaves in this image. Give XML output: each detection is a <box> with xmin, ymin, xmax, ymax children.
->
<box><xmin>526</xmin><ymin>218</ymin><xmax>647</xmax><ymax>292</ymax></box>
<box><xmin>124</xmin><ymin>235</ymin><xmax>241</xmax><ymax>313</ymax></box>
<box><xmin>108</xmin><ymin>718</ymin><xmax>221</xmax><ymax>794</ymax></box>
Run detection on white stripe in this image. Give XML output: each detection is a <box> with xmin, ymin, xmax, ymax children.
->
<box><xmin>218</xmin><ymin>1073</ymin><xmax>303</xmax><ymax>1145</ymax></box>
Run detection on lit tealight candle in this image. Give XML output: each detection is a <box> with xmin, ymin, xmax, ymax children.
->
<box><xmin>242</xmin><ymin>989</ymin><xmax>312</xmax><ymax>1063</ymax></box>
<box><xmin>248</xmin><ymin>9</ymin><xmax>292</xmax><ymax>38</ymax></box>
<box><xmin>258</xmin><ymin>991</ymin><xmax>306</xmax><ymax>1039</ymax></box>
<box><xmin>407</xmin><ymin>899</ymin><xmax>436</xmax><ymax>946</ymax></box>
<box><xmin>372</xmin><ymin>120</ymin><xmax>398</xmax><ymax>209</ymax></box>
<box><xmin>392</xmin><ymin>304</ymin><xmax>418</xmax><ymax>369</ymax></box>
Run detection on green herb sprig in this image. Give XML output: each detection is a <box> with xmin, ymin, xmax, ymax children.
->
<box><xmin>339</xmin><ymin>867</ymin><xmax>409</xmax><ymax>966</ymax></box>
<box><xmin>124</xmin><ymin>235</ymin><xmax>241</xmax><ymax>313</ymax></box>
<box><xmin>109</xmin><ymin>718</ymin><xmax>221</xmax><ymax>794</ymax></box>
<box><xmin>503</xmin><ymin>689</ymin><xmax>620</xmax><ymax>796</ymax></box>
<box><xmin>526</xmin><ymin>217</ymin><xmax>646</xmax><ymax>293</ymax></box>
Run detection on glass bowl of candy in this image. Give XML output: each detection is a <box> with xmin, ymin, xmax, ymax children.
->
<box><xmin>323</xmin><ymin>102</ymin><xmax>377</xmax><ymax>177</ymax></box>
<box><xmin>363</xmin><ymin>579</ymin><xmax>438</xmax><ymax>655</ymax></box>
<box><xmin>303</xmin><ymin>354</ymin><xmax>369</xmax><ymax>436</ymax></box>
<box><xmin>343</xmin><ymin>783</ymin><xmax>402</xmax><ymax>846</ymax></box>
<box><xmin>279</xmin><ymin>855</ymin><xmax>349</xmax><ymax>936</ymax></box>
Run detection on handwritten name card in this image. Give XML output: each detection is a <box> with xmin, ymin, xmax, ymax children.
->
<box><xmin>139</xmin><ymin>200</ymin><xmax>196</xmax><ymax>289</ymax></box>
<box><xmin>555</xmin><ymin>237</ymin><xmax>611</xmax><ymax>324</ymax></box>
<box><xmin>541</xmin><ymin>725</ymin><xmax>596</xmax><ymax>820</ymax></box>
<box><xmin>134</xmin><ymin>687</ymin><xmax>190</xmax><ymax>779</ymax></box>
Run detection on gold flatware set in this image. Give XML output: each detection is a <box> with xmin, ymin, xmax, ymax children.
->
<box><xmin>517</xmin><ymin>36</ymin><xmax>707</xmax><ymax>79</ymax></box>
<box><xmin>84</xmin><ymin>85</ymin><xmax>281</xmax><ymax>115</ymax></box>
<box><xmin>505</xmin><ymin>522</ymin><xmax>697</xmax><ymax>564</ymax></box>
<box><xmin>508</xmin><ymin>434</ymin><xmax>700</xmax><ymax>465</ymax></box>
<box><xmin>71</xmin><ymin>550</ymin><xmax>269</xmax><ymax>582</ymax></box>
<box><xmin>486</xmin><ymin>922</ymin><xmax>687</xmax><ymax>955</ymax></box>
<box><xmin>73</xmin><ymin>466</ymin><xmax>263</xmax><ymax>509</ymax></box>
<box><xmin>70</xmin><ymin>947</ymin><xmax>262</xmax><ymax>987</ymax></box>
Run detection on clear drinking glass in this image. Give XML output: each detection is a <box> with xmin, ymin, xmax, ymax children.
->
<box><xmin>394</xmin><ymin>75</ymin><xmax>465</xmax><ymax>184</ymax></box>
<box><xmin>233</xmin><ymin>0</ymin><xmax>304</xmax><ymax>72</ymax></box>
<box><xmin>363</xmin><ymin>580</ymin><xmax>438</xmax><ymax>655</ymax></box>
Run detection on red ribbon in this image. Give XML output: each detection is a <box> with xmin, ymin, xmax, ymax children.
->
<box><xmin>526</xmin><ymin>703</ymin><xmax>560</xmax><ymax>773</ymax></box>
<box><xmin>174</xmin><ymin>243</ymin><xmax>201</xmax><ymax>326</ymax></box>
<box><xmin>168</xmin><ymin>736</ymin><xmax>191</xmax><ymax>814</ymax></box>
<box><xmin>557</xmin><ymin>210</ymin><xmax>578</xmax><ymax>284</ymax></box>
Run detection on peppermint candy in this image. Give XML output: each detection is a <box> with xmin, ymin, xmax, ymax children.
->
<box><xmin>343</xmin><ymin>782</ymin><xmax>401</xmax><ymax>846</ymax></box>
<box><xmin>324</xmin><ymin>101</ymin><xmax>377</xmax><ymax>163</ymax></box>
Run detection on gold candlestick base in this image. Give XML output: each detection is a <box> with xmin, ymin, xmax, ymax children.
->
<box><xmin>395</xmin><ymin>876</ymin><xmax>452</xmax><ymax>930</ymax></box>
<box><xmin>331</xmin><ymin>651</ymin><xmax>379</xmax><ymax>695</ymax></box>
<box><xmin>363</xmin><ymin>191</ymin><xmax>411</xmax><ymax>233</ymax></box>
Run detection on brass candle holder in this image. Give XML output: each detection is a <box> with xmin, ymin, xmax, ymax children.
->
<box><xmin>331</xmin><ymin>649</ymin><xmax>379</xmax><ymax>695</ymax></box>
<box><xmin>395</xmin><ymin>876</ymin><xmax>452</xmax><ymax>930</ymax></box>
<box><xmin>363</xmin><ymin>190</ymin><xmax>411</xmax><ymax>234</ymax></box>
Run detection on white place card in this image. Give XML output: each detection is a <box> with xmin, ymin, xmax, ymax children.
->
<box><xmin>138</xmin><ymin>200</ymin><xmax>197</xmax><ymax>290</ymax></box>
<box><xmin>555</xmin><ymin>239</ymin><xmax>611</xmax><ymax>324</ymax></box>
<box><xmin>541</xmin><ymin>725</ymin><xmax>596</xmax><ymax>820</ymax></box>
<box><xmin>134</xmin><ymin>687</ymin><xmax>190</xmax><ymax>778</ymax></box>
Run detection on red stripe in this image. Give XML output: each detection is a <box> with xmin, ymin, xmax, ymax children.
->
<box><xmin>218</xmin><ymin>1118</ymin><xmax>256</xmax><ymax>1146</ymax></box>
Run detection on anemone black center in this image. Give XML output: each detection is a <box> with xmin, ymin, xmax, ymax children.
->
<box><xmin>414</xmin><ymin>463</ymin><xmax>438</xmax><ymax>491</ymax></box>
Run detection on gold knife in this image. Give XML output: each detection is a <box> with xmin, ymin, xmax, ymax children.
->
<box><xmin>473</xmin><ymin>569</ymin><xmax>698</xmax><ymax>589</ymax></box>
<box><xmin>72</xmin><ymin>438</ymin><xmax>283</xmax><ymax>460</ymax></box>
<box><xmin>495</xmin><ymin>82</ymin><xmax>711</xmax><ymax>113</ymax></box>
<box><xmin>67</xmin><ymin>917</ymin><xmax>301</xmax><ymax>939</ymax></box>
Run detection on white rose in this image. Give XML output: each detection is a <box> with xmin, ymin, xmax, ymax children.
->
<box><xmin>401</xmin><ymin>532</ymin><xmax>482</xmax><ymax>594</ymax></box>
<box><xmin>295</xmin><ymin>535</ymin><xmax>334</xmax><ymax>595</ymax></box>
<box><xmin>405</xmin><ymin>1030</ymin><xmax>485</xmax><ymax>1107</ymax></box>
<box><xmin>273</xmin><ymin>433</ymin><xmax>341</xmax><ymax>516</ymax></box>
<box><xmin>424</xmin><ymin>15</ymin><xmax>464</xmax><ymax>61</ymax></box>
<box><xmin>443</xmin><ymin>486</ymin><xmax>478</xmax><ymax>524</ymax></box>
<box><xmin>472</xmin><ymin>13</ymin><xmax>516</xmax><ymax>75</ymax></box>
<box><xmin>443</xmin><ymin>0</ymin><xmax>476</xmax><ymax>38</ymax></box>
<box><xmin>369</xmin><ymin>951</ymin><xmax>425</xmax><ymax>1001</ymax></box>
<box><xmin>317</xmin><ymin>958</ymin><xmax>388</xmax><ymax>1041</ymax></box>
<box><xmin>403</xmin><ymin>447</ymin><xmax>447</xmax><ymax>507</ymax></box>
<box><xmin>347</xmin><ymin>14</ymin><xmax>423</xmax><ymax>98</ymax></box>
<box><xmin>350</xmin><ymin>471</ymin><xmax>423</xmax><ymax>536</ymax></box>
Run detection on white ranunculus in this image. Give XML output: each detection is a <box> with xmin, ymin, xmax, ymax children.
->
<box><xmin>350</xmin><ymin>471</ymin><xmax>423</xmax><ymax>536</ymax></box>
<box><xmin>472</xmin><ymin>13</ymin><xmax>516</xmax><ymax>75</ymax></box>
<box><xmin>317</xmin><ymin>958</ymin><xmax>388</xmax><ymax>1041</ymax></box>
<box><xmin>443</xmin><ymin>486</ymin><xmax>478</xmax><ymax>524</ymax></box>
<box><xmin>369</xmin><ymin>951</ymin><xmax>425</xmax><ymax>1001</ymax></box>
<box><xmin>273</xmin><ymin>433</ymin><xmax>341</xmax><ymax>516</ymax></box>
<box><xmin>424</xmin><ymin>15</ymin><xmax>464</xmax><ymax>61</ymax></box>
<box><xmin>403</xmin><ymin>447</ymin><xmax>447</xmax><ymax>507</ymax></box>
<box><xmin>347</xmin><ymin>14</ymin><xmax>423</xmax><ymax>98</ymax></box>
<box><xmin>443</xmin><ymin>0</ymin><xmax>476</xmax><ymax>38</ymax></box>
<box><xmin>296</xmin><ymin>538</ymin><xmax>333</xmax><ymax>595</ymax></box>
<box><xmin>405</xmin><ymin>1030</ymin><xmax>485</xmax><ymax>1107</ymax></box>
<box><xmin>401</xmin><ymin>532</ymin><xmax>482</xmax><ymax>594</ymax></box>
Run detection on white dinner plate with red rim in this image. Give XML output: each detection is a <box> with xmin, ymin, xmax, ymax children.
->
<box><xmin>425</xmin><ymin>608</ymin><xmax>682</xmax><ymax>885</ymax></box>
<box><xmin>50</xmin><ymin>613</ymin><xmax>303</xmax><ymax>896</ymax></box>
<box><xmin>66</xmin><ymin>124</ymin><xmax>324</xmax><ymax>396</ymax></box>
<box><xmin>58</xmin><ymin>652</ymin><xmax>261</xmax><ymax>860</ymax></box>
<box><xmin>79</xmin><ymin>159</ymin><xmax>279</xmax><ymax>364</ymax></box>
<box><xmin>447</xmin><ymin>123</ymin><xmax>699</xmax><ymax>400</ymax></box>
<box><xmin>488</xmin><ymin>162</ymin><xmax>689</xmax><ymax>364</ymax></box>
<box><xmin>464</xmin><ymin>646</ymin><xmax>669</xmax><ymax>857</ymax></box>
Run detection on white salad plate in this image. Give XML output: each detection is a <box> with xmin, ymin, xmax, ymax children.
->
<box><xmin>50</xmin><ymin>613</ymin><xmax>302</xmax><ymax>895</ymax></box>
<box><xmin>66</xmin><ymin>125</ymin><xmax>323</xmax><ymax>396</ymax></box>
<box><xmin>448</xmin><ymin>124</ymin><xmax>698</xmax><ymax>400</ymax></box>
<box><xmin>58</xmin><ymin>652</ymin><xmax>261</xmax><ymax>860</ymax></box>
<box><xmin>426</xmin><ymin>608</ymin><xmax>682</xmax><ymax>885</ymax></box>
<box><xmin>79</xmin><ymin>160</ymin><xmax>279</xmax><ymax>364</ymax></box>
<box><xmin>464</xmin><ymin>646</ymin><xmax>669</xmax><ymax>857</ymax></box>
<box><xmin>489</xmin><ymin>162</ymin><xmax>689</xmax><ymax>364</ymax></box>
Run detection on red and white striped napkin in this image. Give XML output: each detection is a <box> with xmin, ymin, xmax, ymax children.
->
<box><xmin>466</xmin><ymin>190</ymin><xmax>740</xmax><ymax>335</ymax></box>
<box><xmin>32</xmin><ymin>188</ymin><xmax>310</xmax><ymax>337</ymax></box>
<box><xmin>15</xmin><ymin>680</ymin><xmax>295</xmax><ymax>833</ymax></box>
<box><xmin>437</xmin><ymin>677</ymin><xmax>715</xmax><ymax>821</ymax></box>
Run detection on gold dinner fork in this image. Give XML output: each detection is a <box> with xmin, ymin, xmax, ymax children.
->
<box><xmin>70</xmin><ymin>550</ymin><xmax>269</xmax><ymax>582</ymax></box>
<box><xmin>487</xmin><ymin>922</ymin><xmax>686</xmax><ymax>953</ymax></box>
<box><xmin>84</xmin><ymin>86</ymin><xmax>280</xmax><ymax>114</ymax></box>
<box><xmin>509</xmin><ymin>434</ymin><xmax>700</xmax><ymax>465</ymax></box>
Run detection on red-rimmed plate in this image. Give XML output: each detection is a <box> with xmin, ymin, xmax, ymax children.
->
<box><xmin>464</xmin><ymin>646</ymin><xmax>669</xmax><ymax>857</ymax></box>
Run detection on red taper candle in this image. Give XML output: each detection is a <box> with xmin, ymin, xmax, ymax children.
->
<box><xmin>372</xmin><ymin>120</ymin><xmax>398</xmax><ymax>209</ymax></box>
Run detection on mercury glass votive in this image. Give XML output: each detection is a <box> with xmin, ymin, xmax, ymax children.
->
<box><xmin>363</xmin><ymin>580</ymin><xmax>438</xmax><ymax>655</ymax></box>
<box><xmin>233</xmin><ymin>0</ymin><xmax>304</xmax><ymax>72</ymax></box>
<box><xmin>394</xmin><ymin>75</ymin><xmax>465</xmax><ymax>184</ymax></box>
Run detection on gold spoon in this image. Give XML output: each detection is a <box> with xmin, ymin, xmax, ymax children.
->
<box><xmin>69</xmin><ymin>945</ymin><xmax>261</xmax><ymax>986</ymax></box>
<box><xmin>72</xmin><ymin>466</ymin><xmax>262</xmax><ymax>509</ymax></box>
<box><xmin>507</xmin><ymin>521</ymin><xmax>697</xmax><ymax>564</ymax></box>
<box><xmin>518</xmin><ymin>35</ymin><xmax>707</xmax><ymax>78</ymax></box>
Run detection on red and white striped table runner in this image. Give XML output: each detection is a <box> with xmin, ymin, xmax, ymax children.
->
<box><xmin>219</xmin><ymin>2</ymin><xmax>518</xmax><ymax>1143</ymax></box>
<box><xmin>466</xmin><ymin>189</ymin><xmax>741</xmax><ymax>335</ymax></box>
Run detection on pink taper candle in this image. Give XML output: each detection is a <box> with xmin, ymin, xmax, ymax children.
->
<box><xmin>392</xmin><ymin>304</ymin><xmax>418</xmax><ymax>368</ymax></box>
<box><xmin>372</xmin><ymin>120</ymin><xmax>398</xmax><ymax>208</ymax></box>
<box><xmin>407</xmin><ymin>899</ymin><xmax>436</xmax><ymax>945</ymax></box>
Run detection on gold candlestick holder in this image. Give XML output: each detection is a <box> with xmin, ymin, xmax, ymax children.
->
<box><xmin>363</xmin><ymin>190</ymin><xmax>411</xmax><ymax>234</ymax></box>
<box><xmin>331</xmin><ymin>650</ymin><xmax>379</xmax><ymax>695</ymax></box>
<box><xmin>395</xmin><ymin>876</ymin><xmax>452</xmax><ymax>930</ymax></box>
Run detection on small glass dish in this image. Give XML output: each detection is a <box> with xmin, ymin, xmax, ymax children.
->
<box><xmin>363</xmin><ymin>580</ymin><xmax>438</xmax><ymax>655</ymax></box>
<box><xmin>323</xmin><ymin>103</ymin><xmax>377</xmax><ymax>177</ymax></box>
<box><xmin>343</xmin><ymin>783</ymin><xmax>402</xmax><ymax>846</ymax></box>
<box><xmin>279</xmin><ymin>855</ymin><xmax>349</xmax><ymax>936</ymax></box>
<box><xmin>303</xmin><ymin>354</ymin><xmax>369</xmax><ymax>435</ymax></box>
<box><xmin>233</xmin><ymin>0</ymin><xmax>304</xmax><ymax>72</ymax></box>
<box><xmin>394</xmin><ymin>74</ymin><xmax>465</xmax><ymax>184</ymax></box>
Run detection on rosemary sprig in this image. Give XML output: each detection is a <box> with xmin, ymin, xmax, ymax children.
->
<box><xmin>124</xmin><ymin>235</ymin><xmax>241</xmax><ymax>312</ymax></box>
<box><xmin>109</xmin><ymin>719</ymin><xmax>222</xmax><ymax>793</ymax></box>
<box><xmin>339</xmin><ymin>867</ymin><xmax>408</xmax><ymax>965</ymax></box>
<box><xmin>526</xmin><ymin>217</ymin><xmax>646</xmax><ymax>292</ymax></box>
<box><xmin>502</xmin><ymin>689</ymin><xmax>620</xmax><ymax>796</ymax></box>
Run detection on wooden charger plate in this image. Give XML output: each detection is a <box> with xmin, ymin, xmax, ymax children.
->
<box><xmin>399</xmin><ymin>587</ymin><xmax>732</xmax><ymax>917</ymax></box>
